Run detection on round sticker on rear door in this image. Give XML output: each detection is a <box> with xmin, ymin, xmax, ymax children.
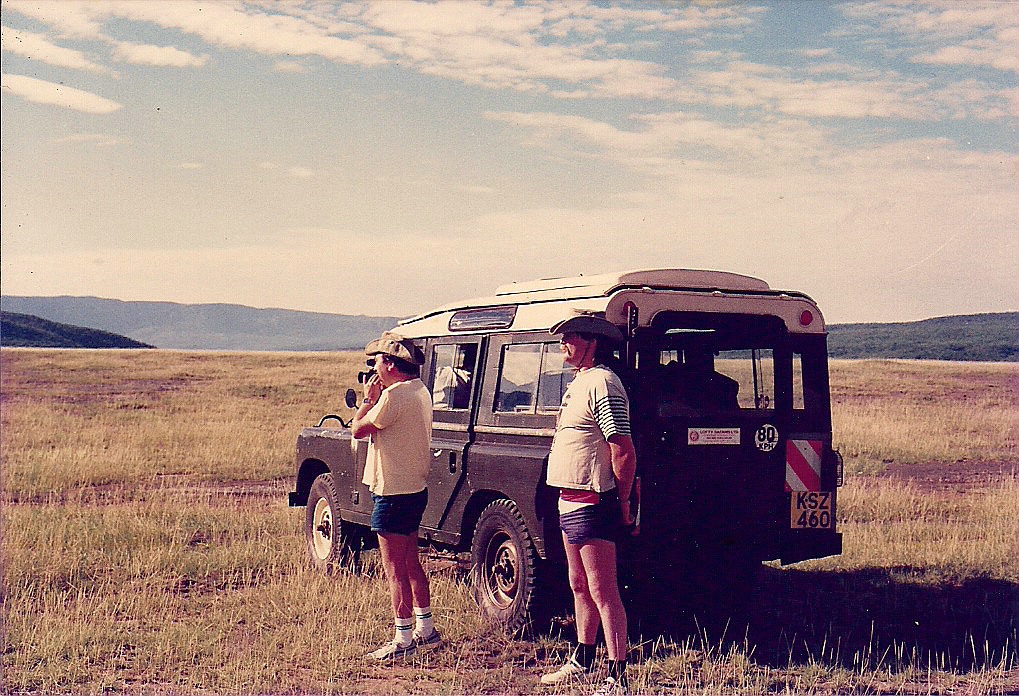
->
<box><xmin>755</xmin><ymin>424</ymin><xmax>778</xmax><ymax>452</ymax></box>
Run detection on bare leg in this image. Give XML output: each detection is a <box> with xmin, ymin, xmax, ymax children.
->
<box><xmin>563</xmin><ymin>532</ymin><xmax>600</xmax><ymax>645</ymax></box>
<box><xmin>378</xmin><ymin>532</ymin><xmax>414</xmax><ymax>619</ymax></box>
<box><xmin>578</xmin><ymin>539</ymin><xmax>627</xmax><ymax>661</ymax></box>
<box><xmin>404</xmin><ymin>533</ymin><xmax>431</xmax><ymax>610</ymax></box>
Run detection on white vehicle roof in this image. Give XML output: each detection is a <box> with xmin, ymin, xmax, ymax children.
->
<box><xmin>396</xmin><ymin>268</ymin><xmax>825</xmax><ymax>338</ymax></box>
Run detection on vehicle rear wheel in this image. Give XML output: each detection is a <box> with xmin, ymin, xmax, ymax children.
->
<box><xmin>470</xmin><ymin>499</ymin><xmax>538</xmax><ymax>634</ymax></box>
<box><xmin>305</xmin><ymin>473</ymin><xmax>365</xmax><ymax>574</ymax></box>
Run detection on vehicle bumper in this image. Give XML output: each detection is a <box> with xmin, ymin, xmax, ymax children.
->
<box><xmin>780</xmin><ymin>531</ymin><xmax>842</xmax><ymax>565</ymax></box>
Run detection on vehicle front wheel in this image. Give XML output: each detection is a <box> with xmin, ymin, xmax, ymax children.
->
<box><xmin>470</xmin><ymin>499</ymin><xmax>539</xmax><ymax>634</ymax></box>
<box><xmin>305</xmin><ymin>473</ymin><xmax>365</xmax><ymax>574</ymax></box>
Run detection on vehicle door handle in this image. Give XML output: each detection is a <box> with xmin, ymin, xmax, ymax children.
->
<box><xmin>433</xmin><ymin>449</ymin><xmax>443</xmax><ymax>458</ymax></box>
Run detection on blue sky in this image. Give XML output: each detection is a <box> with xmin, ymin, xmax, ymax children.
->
<box><xmin>1</xmin><ymin>1</ymin><xmax>1016</xmax><ymax>323</ymax></box>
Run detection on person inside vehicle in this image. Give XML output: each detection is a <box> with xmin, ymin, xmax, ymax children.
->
<box><xmin>682</xmin><ymin>348</ymin><xmax>740</xmax><ymax>411</ymax></box>
<box><xmin>432</xmin><ymin>344</ymin><xmax>475</xmax><ymax>409</ymax></box>
<box><xmin>657</xmin><ymin>345</ymin><xmax>740</xmax><ymax>414</ymax></box>
<box><xmin>350</xmin><ymin>332</ymin><xmax>442</xmax><ymax>661</ymax></box>
<box><xmin>540</xmin><ymin>310</ymin><xmax>637</xmax><ymax>695</ymax></box>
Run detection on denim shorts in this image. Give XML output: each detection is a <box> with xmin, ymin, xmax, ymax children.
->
<box><xmin>371</xmin><ymin>489</ymin><xmax>428</xmax><ymax>535</ymax></box>
<box><xmin>559</xmin><ymin>489</ymin><xmax>622</xmax><ymax>545</ymax></box>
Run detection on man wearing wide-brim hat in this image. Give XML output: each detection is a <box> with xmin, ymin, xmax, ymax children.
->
<box><xmin>351</xmin><ymin>331</ymin><xmax>442</xmax><ymax>660</ymax></box>
<box><xmin>540</xmin><ymin>310</ymin><xmax>636</xmax><ymax>694</ymax></box>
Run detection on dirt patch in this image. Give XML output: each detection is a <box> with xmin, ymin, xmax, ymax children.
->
<box><xmin>877</xmin><ymin>459</ymin><xmax>1018</xmax><ymax>494</ymax></box>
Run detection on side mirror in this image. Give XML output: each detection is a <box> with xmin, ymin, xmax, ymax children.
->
<box><xmin>344</xmin><ymin>388</ymin><xmax>358</xmax><ymax>409</ymax></box>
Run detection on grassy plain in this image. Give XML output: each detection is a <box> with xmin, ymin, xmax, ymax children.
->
<box><xmin>1</xmin><ymin>350</ymin><xmax>1016</xmax><ymax>694</ymax></box>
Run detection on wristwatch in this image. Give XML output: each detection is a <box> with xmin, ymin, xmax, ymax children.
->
<box><xmin>362</xmin><ymin>398</ymin><xmax>373</xmax><ymax>406</ymax></box>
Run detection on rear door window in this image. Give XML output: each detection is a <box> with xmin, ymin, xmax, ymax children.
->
<box><xmin>714</xmin><ymin>348</ymin><xmax>774</xmax><ymax>411</ymax></box>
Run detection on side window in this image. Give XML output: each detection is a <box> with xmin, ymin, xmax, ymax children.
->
<box><xmin>495</xmin><ymin>342</ymin><xmax>572</xmax><ymax>414</ymax></box>
<box><xmin>431</xmin><ymin>343</ymin><xmax>477</xmax><ymax>411</ymax></box>
<box><xmin>792</xmin><ymin>353</ymin><xmax>804</xmax><ymax>410</ymax></box>
<box><xmin>495</xmin><ymin>344</ymin><xmax>541</xmax><ymax>412</ymax></box>
<box><xmin>793</xmin><ymin>348</ymin><xmax>826</xmax><ymax>413</ymax></box>
<box><xmin>538</xmin><ymin>346</ymin><xmax>573</xmax><ymax>411</ymax></box>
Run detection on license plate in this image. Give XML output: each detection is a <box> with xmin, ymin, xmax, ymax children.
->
<box><xmin>789</xmin><ymin>491</ymin><xmax>833</xmax><ymax>529</ymax></box>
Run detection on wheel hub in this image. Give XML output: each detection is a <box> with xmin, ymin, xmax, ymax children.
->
<box><xmin>311</xmin><ymin>498</ymin><xmax>333</xmax><ymax>560</ymax></box>
<box><xmin>486</xmin><ymin>536</ymin><xmax>519</xmax><ymax>607</ymax></box>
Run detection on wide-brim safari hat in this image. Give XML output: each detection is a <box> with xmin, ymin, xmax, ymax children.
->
<box><xmin>549</xmin><ymin>310</ymin><xmax>624</xmax><ymax>343</ymax></box>
<box><xmin>365</xmin><ymin>331</ymin><xmax>425</xmax><ymax>365</ymax></box>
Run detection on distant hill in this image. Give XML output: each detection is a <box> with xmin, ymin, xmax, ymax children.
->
<box><xmin>827</xmin><ymin>312</ymin><xmax>1018</xmax><ymax>362</ymax></box>
<box><xmin>0</xmin><ymin>296</ymin><xmax>399</xmax><ymax>351</ymax></box>
<box><xmin>1</xmin><ymin>312</ymin><xmax>153</xmax><ymax>349</ymax></box>
<box><xmin>1</xmin><ymin>295</ymin><xmax>1015</xmax><ymax>359</ymax></box>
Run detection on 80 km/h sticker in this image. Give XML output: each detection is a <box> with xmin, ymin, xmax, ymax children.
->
<box><xmin>755</xmin><ymin>424</ymin><xmax>778</xmax><ymax>452</ymax></box>
<box><xmin>789</xmin><ymin>491</ymin><xmax>833</xmax><ymax>529</ymax></box>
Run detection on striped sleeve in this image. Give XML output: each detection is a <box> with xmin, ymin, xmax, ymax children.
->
<box><xmin>590</xmin><ymin>371</ymin><xmax>630</xmax><ymax>439</ymax></box>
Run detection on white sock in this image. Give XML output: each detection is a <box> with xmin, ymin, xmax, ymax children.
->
<box><xmin>394</xmin><ymin>617</ymin><xmax>413</xmax><ymax>646</ymax></box>
<box><xmin>414</xmin><ymin>606</ymin><xmax>434</xmax><ymax>637</ymax></box>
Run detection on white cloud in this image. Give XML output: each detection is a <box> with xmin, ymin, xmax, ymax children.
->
<box><xmin>0</xmin><ymin>25</ymin><xmax>107</xmax><ymax>72</ymax></box>
<box><xmin>287</xmin><ymin>166</ymin><xmax>315</xmax><ymax>178</ymax></box>
<box><xmin>96</xmin><ymin>0</ymin><xmax>385</xmax><ymax>65</ymax></box>
<box><xmin>6</xmin><ymin>0</ymin><xmax>387</xmax><ymax>66</ymax></box>
<box><xmin>916</xmin><ymin>43</ymin><xmax>1019</xmax><ymax>74</ymax></box>
<box><xmin>843</xmin><ymin>1</ymin><xmax>1019</xmax><ymax>74</ymax></box>
<box><xmin>52</xmin><ymin>132</ymin><xmax>119</xmax><ymax>146</ymax></box>
<box><xmin>485</xmin><ymin>109</ymin><xmax>829</xmax><ymax>173</ymax></box>
<box><xmin>112</xmin><ymin>41</ymin><xmax>207</xmax><ymax>68</ymax></box>
<box><xmin>1</xmin><ymin>73</ymin><xmax>121</xmax><ymax>113</ymax></box>
<box><xmin>273</xmin><ymin>60</ymin><xmax>309</xmax><ymax>74</ymax></box>
<box><xmin>350</xmin><ymin>1</ymin><xmax>745</xmax><ymax>98</ymax></box>
<box><xmin>2</xmin><ymin>0</ymin><xmax>105</xmax><ymax>39</ymax></box>
<box><xmin>677</xmin><ymin>62</ymin><xmax>939</xmax><ymax>120</ymax></box>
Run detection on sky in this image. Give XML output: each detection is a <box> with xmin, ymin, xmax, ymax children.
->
<box><xmin>1</xmin><ymin>1</ymin><xmax>1016</xmax><ymax>324</ymax></box>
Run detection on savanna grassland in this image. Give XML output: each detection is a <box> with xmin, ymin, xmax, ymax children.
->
<box><xmin>1</xmin><ymin>349</ymin><xmax>1016</xmax><ymax>695</ymax></box>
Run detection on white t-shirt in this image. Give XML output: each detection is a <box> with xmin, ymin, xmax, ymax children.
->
<box><xmin>546</xmin><ymin>365</ymin><xmax>631</xmax><ymax>493</ymax></box>
<box><xmin>361</xmin><ymin>379</ymin><xmax>432</xmax><ymax>495</ymax></box>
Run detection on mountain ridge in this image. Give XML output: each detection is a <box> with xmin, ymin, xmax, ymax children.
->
<box><xmin>1</xmin><ymin>311</ymin><xmax>153</xmax><ymax>349</ymax></box>
<box><xmin>0</xmin><ymin>295</ymin><xmax>399</xmax><ymax>351</ymax></box>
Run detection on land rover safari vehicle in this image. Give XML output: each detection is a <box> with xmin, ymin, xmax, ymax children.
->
<box><xmin>289</xmin><ymin>269</ymin><xmax>843</xmax><ymax>631</ymax></box>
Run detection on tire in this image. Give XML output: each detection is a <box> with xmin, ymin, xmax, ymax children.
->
<box><xmin>304</xmin><ymin>473</ymin><xmax>366</xmax><ymax>574</ymax></box>
<box><xmin>470</xmin><ymin>499</ymin><xmax>539</xmax><ymax>634</ymax></box>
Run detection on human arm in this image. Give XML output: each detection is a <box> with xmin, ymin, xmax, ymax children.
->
<box><xmin>608</xmin><ymin>433</ymin><xmax>637</xmax><ymax>526</ymax></box>
<box><xmin>350</xmin><ymin>374</ymin><xmax>383</xmax><ymax>439</ymax></box>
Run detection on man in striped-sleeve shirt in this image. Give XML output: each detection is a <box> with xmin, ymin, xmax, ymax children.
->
<box><xmin>540</xmin><ymin>312</ymin><xmax>637</xmax><ymax>695</ymax></box>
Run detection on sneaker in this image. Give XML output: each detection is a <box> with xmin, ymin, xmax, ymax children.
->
<box><xmin>414</xmin><ymin>629</ymin><xmax>443</xmax><ymax>652</ymax></box>
<box><xmin>366</xmin><ymin>640</ymin><xmax>416</xmax><ymax>661</ymax></box>
<box><xmin>592</xmin><ymin>676</ymin><xmax>627</xmax><ymax>695</ymax></box>
<box><xmin>540</xmin><ymin>656</ymin><xmax>592</xmax><ymax>685</ymax></box>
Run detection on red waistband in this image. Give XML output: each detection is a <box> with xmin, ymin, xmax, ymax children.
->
<box><xmin>559</xmin><ymin>489</ymin><xmax>601</xmax><ymax>505</ymax></box>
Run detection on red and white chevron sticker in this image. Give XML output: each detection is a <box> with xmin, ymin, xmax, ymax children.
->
<box><xmin>785</xmin><ymin>439</ymin><xmax>822</xmax><ymax>492</ymax></box>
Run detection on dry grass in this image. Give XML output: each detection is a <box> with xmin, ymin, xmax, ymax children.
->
<box><xmin>1</xmin><ymin>350</ymin><xmax>1016</xmax><ymax>694</ymax></box>
<box><xmin>830</xmin><ymin>360</ymin><xmax>1018</xmax><ymax>472</ymax></box>
<box><xmin>1</xmin><ymin>350</ymin><xmax>363</xmax><ymax>498</ymax></box>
